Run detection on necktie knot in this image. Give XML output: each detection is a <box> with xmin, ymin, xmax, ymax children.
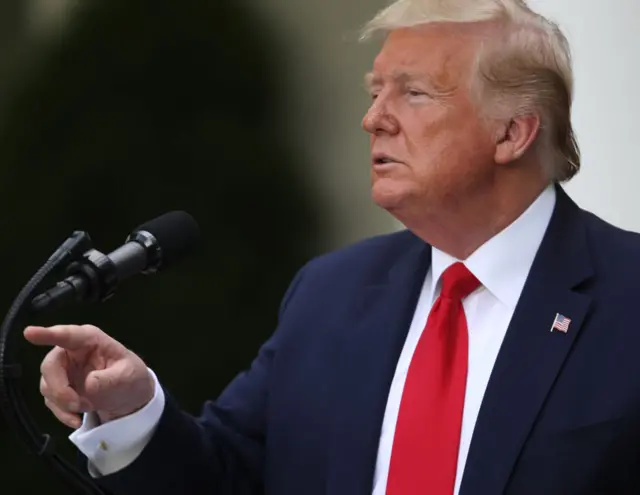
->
<box><xmin>440</xmin><ymin>262</ymin><xmax>480</xmax><ymax>301</ymax></box>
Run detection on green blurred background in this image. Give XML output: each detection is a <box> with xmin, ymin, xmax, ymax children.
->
<box><xmin>0</xmin><ymin>0</ymin><xmax>394</xmax><ymax>492</ymax></box>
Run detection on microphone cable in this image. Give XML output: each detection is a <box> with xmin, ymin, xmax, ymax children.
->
<box><xmin>0</xmin><ymin>230</ymin><xmax>111</xmax><ymax>495</ymax></box>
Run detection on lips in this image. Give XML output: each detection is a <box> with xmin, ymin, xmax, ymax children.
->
<box><xmin>372</xmin><ymin>152</ymin><xmax>402</xmax><ymax>165</ymax></box>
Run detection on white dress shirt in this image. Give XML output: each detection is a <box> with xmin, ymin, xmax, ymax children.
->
<box><xmin>70</xmin><ymin>185</ymin><xmax>556</xmax><ymax>492</ymax></box>
<box><xmin>373</xmin><ymin>185</ymin><xmax>556</xmax><ymax>495</ymax></box>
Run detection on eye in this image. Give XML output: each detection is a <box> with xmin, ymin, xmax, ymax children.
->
<box><xmin>407</xmin><ymin>89</ymin><xmax>427</xmax><ymax>97</ymax></box>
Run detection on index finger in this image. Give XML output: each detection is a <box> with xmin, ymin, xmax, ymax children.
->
<box><xmin>24</xmin><ymin>325</ymin><xmax>98</xmax><ymax>350</ymax></box>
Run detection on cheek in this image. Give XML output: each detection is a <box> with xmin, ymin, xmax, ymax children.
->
<box><xmin>405</xmin><ymin>106</ymin><xmax>449</xmax><ymax>147</ymax></box>
<box><xmin>404</xmin><ymin>115</ymin><xmax>455</xmax><ymax>170</ymax></box>
<box><xmin>417</xmin><ymin>108</ymin><xmax>490</xmax><ymax>157</ymax></box>
<box><xmin>405</xmin><ymin>117</ymin><xmax>494</xmax><ymax>190</ymax></box>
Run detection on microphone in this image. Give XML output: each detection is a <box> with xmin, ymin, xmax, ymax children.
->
<box><xmin>30</xmin><ymin>211</ymin><xmax>200</xmax><ymax>313</ymax></box>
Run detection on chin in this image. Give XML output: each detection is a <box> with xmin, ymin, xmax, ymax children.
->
<box><xmin>371</xmin><ymin>179</ymin><xmax>410</xmax><ymax>211</ymax></box>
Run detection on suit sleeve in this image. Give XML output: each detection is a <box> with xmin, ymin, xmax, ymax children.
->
<box><xmin>81</xmin><ymin>263</ymin><xmax>309</xmax><ymax>495</ymax></box>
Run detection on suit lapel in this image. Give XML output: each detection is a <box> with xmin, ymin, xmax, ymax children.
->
<box><xmin>325</xmin><ymin>233</ymin><xmax>431</xmax><ymax>495</ymax></box>
<box><xmin>459</xmin><ymin>186</ymin><xmax>594</xmax><ymax>495</ymax></box>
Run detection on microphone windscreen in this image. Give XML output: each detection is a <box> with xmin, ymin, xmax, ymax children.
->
<box><xmin>134</xmin><ymin>211</ymin><xmax>200</xmax><ymax>267</ymax></box>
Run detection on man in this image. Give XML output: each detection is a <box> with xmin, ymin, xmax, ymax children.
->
<box><xmin>24</xmin><ymin>0</ymin><xmax>640</xmax><ymax>494</ymax></box>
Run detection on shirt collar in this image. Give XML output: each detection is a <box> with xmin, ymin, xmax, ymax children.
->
<box><xmin>430</xmin><ymin>185</ymin><xmax>556</xmax><ymax>309</ymax></box>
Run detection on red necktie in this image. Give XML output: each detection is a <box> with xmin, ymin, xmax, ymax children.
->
<box><xmin>387</xmin><ymin>262</ymin><xmax>480</xmax><ymax>495</ymax></box>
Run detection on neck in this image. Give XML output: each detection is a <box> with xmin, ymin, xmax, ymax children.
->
<box><xmin>398</xmin><ymin>170</ymin><xmax>550</xmax><ymax>260</ymax></box>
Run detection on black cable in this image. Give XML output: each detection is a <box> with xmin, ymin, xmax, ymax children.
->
<box><xmin>0</xmin><ymin>231</ymin><xmax>111</xmax><ymax>495</ymax></box>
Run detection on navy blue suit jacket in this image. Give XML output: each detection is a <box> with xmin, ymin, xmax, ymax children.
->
<box><xmin>94</xmin><ymin>185</ymin><xmax>640</xmax><ymax>494</ymax></box>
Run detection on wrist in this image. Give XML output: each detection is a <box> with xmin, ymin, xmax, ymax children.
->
<box><xmin>97</xmin><ymin>374</ymin><xmax>155</xmax><ymax>424</ymax></box>
<box><xmin>97</xmin><ymin>403</ymin><xmax>146</xmax><ymax>424</ymax></box>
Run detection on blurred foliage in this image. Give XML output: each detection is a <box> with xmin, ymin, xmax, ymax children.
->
<box><xmin>0</xmin><ymin>0</ymin><xmax>324</xmax><ymax>492</ymax></box>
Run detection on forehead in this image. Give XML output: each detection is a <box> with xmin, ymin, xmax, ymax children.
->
<box><xmin>370</xmin><ymin>24</ymin><xmax>480</xmax><ymax>86</ymax></box>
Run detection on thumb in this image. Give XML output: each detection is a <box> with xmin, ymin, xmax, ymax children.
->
<box><xmin>84</xmin><ymin>362</ymin><xmax>125</xmax><ymax>397</ymax></box>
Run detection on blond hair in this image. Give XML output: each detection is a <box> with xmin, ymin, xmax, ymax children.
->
<box><xmin>361</xmin><ymin>0</ymin><xmax>579</xmax><ymax>182</ymax></box>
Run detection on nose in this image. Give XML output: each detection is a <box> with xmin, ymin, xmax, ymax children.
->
<box><xmin>361</xmin><ymin>97</ymin><xmax>399</xmax><ymax>136</ymax></box>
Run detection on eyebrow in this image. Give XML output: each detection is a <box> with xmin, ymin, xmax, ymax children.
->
<box><xmin>364</xmin><ymin>71</ymin><xmax>456</xmax><ymax>96</ymax></box>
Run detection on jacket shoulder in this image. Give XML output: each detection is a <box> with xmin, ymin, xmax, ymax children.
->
<box><xmin>582</xmin><ymin>209</ymin><xmax>640</xmax><ymax>281</ymax></box>
<box><xmin>305</xmin><ymin>229</ymin><xmax>419</xmax><ymax>277</ymax></box>
<box><xmin>277</xmin><ymin>229</ymin><xmax>420</xmax><ymax>318</ymax></box>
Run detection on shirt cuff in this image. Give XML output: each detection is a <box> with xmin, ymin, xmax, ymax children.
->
<box><xmin>68</xmin><ymin>367</ymin><xmax>165</xmax><ymax>477</ymax></box>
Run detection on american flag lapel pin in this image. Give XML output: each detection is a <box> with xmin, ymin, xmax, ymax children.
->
<box><xmin>550</xmin><ymin>313</ymin><xmax>571</xmax><ymax>333</ymax></box>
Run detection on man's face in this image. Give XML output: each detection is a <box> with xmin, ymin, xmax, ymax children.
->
<box><xmin>362</xmin><ymin>24</ymin><xmax>498</xmax><ymax>220</ymax></box>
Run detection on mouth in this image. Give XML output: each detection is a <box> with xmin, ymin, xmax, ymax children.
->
<box><xmin>372</xmin><ymin>154</ymin><xmax>403</xmax><ymax>166</ymax></box>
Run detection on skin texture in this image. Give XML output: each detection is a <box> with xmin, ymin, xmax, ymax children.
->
<box><xmin>24</xmin><ymin>324</ymin><xmax>153</xmax><ymax>428</ymax></box>
<box><xmin>363</xmin><ymin>23</ymin><xmax>547</xmax><ymax>259</ymax></box>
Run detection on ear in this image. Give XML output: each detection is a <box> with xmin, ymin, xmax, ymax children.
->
<box><xmin>494</xmin><ymin>114</ymin><xmax>541</xmax><ymax>164</ymax></box>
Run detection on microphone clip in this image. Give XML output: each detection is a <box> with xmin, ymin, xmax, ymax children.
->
<box><xmin>30</xmin><ymin>248</ymin><xmax>118</xmax><ymax>313</ymax></box>
<box><xmin>64</xmin><ymin>248</ymin><xmax>119</xmax><ymax>303</ymax></box>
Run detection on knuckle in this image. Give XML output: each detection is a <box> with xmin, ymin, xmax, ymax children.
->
<box><xmin>46</xmin><ymin>385</ymin><xmax>73</xmax><ymax>407</ymax></box>
<box><xmin>48</xmin><ymin>389</ymin><xmax>65</xmax><ymax>406</ymax></box>
<box><xmin>46</xmin><ymin>402</ymin><xmax>69</xmax><ymax>424</ymax></box>
<box><xmin>39</xmin><ymin>377</ymin><xmax>48</xmax><ymax>396</ymax></box>
<box><xmin>39</xmin><ymin>355</ymin><xmax>50</xmax><ymax>375</ymax></box>
<box><xmin>81</xmin><ymin>324</ymin><xmax>105</xmax><ymax>346</ymax></box>
<box><xmin>80</xmin><ymin>324</ymin><xmax>101</xmax><ymax>336</ymax></box>
<box><xmin>40</xmin><ymin>347</ymin><xmax>62</xmax><ymax>375</ymax></box>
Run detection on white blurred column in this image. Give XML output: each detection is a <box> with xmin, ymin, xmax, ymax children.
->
<box><xmin>528</xmin><ymin>0</ymin><xmax>640</xmax><ymax>230</ymax></box>
<box><xmin>252</xmin><ymin>0</ymin><xmax>400</xmax><ymax>249</ymax></box>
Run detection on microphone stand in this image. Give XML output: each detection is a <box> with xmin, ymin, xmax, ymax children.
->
<box><xmin>0</xmin><ymin>231</ymin><xmax>111</xmax><ymax>495</ymax></box>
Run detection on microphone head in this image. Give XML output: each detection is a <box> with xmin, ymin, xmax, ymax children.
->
<box><xmin>133</xmin><ymin>211</ymin><xmax>200</xmax><ymax>269</ymax></box>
